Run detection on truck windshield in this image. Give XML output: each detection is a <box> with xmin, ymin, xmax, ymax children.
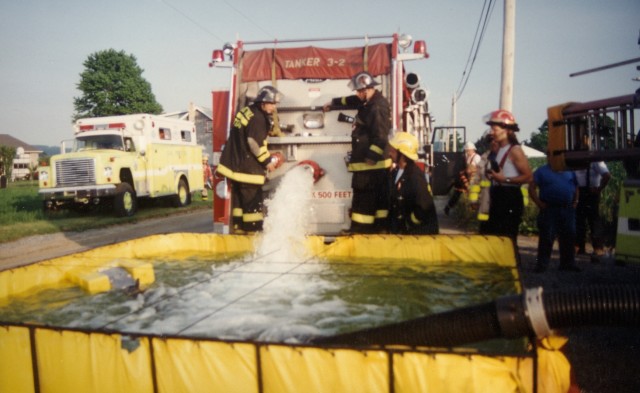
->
<box><xmin>74</xmin><ymin>134</ymin><xmax>124</xmax><ymax>151</ymax></box>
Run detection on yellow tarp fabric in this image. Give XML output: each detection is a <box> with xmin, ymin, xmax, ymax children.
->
<box><xmin>394</xmin><ymin>352</ymin><xmax>528</xmax><ymax>393</ymax></box>
<box><xmin>0</xmin><ymin>234</ymin><xmax>255</xmax><ymax>299</ymax></box>
<box><xmin>323</xmin><ymin>235</ymin><xmax>517</xmax><ymax>266</ymax></box>
<box><xmin>153</xmin><ymin>338</ymin><xmax>258</xmax><ymax>393</ymax></box>
<box><xmin>0</xmin><ymin>326</ymin><xmax>35</xmax><ymax>393</ymax></box>
<box><xmin>35</xmin><ymin>329</ymin><xmax>153</xmax><ymax>393</ymax></box>
<box><xmin>0</xmin><ymin>233</ymin><xmax>569</xmax><ymax>392</ymax></box>
<box><xmin>261</xmin><ymin>345</ymin><xmax>389</xmax><ymax>393</ymax></box>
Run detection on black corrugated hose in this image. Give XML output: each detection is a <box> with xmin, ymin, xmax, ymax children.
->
<box><xmin>312</xmin><ymin>285</ymin><xmax>640</xmax><ymax>347</ymax></box>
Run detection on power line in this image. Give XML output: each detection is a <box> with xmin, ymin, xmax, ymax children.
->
<box><xmin>220</xmin><ymin>0</ymin><xmax>274</xmax><ymax>40</ymax></box>
<box><xmin>454</xmin><ymin>0</ymin><xmax>497</xmax><ymax>103</ymax></box>
<box><xmin>159</xmin><ymin>0</ymin><xmax>274</xmax><ymax>44</ymax></box>
<box><xmin>159</xmin><ymin>0</ymin><xmax>225</xmax><ymax>43</ymax></box>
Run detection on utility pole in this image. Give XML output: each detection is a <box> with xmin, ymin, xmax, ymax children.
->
<box><xmin>500</xmin><ymin>0</ymin><xmax>516</xmax><ymax>110</ymax></box>
<box><xmin>451</xmin><ymin>93</ymin><xmax>456</xmax><ymax>151</ymax></box>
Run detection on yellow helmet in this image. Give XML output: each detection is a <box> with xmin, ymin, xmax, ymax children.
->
<box><xmin>389</xmin><ymin>132</ymin><xmax>419</xmax><ymax>161</ymax></box>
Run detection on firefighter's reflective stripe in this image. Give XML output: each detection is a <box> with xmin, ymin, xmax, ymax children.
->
<box><xmin>410</xmin><ymin>212</ymin><xmax>421</xmax><ymax>225</ymax></box>
<box><xmin>233</xmin><ymin>107</ymin><xmax>254</xmax><ymax>128</ymax></box>
<box><xmin>468</xmin><ymin>184</ymin><xmax>481</xmax><ymax>202</ymax></box>
<box><xmin>351</xmin><ymin>212</ymin><xmax>375</xmax><ymax>224</ymax></box>
<box><xmin>375</xmin><ymin>210</ymin><xmax>389</xmax><ymax>219</ymax></box>
<box><xmin>347</xmin><ymin>158</ymin><xmax>392</xmax><ymax>172</ymax></box>
<box><xmin>216</xmin><ymin>164</ymin><xmax>266</xmax><ymax>185</ymax></box>
<box><xmin>369</xmin><ymin>144</ymin><xmax>384</xmax><ymax>156</ymax></box>
<box><xmin>476</xmin><ymin>179</ymin><xmax>492</xmax><ymax>221</ymax></box>
<box><xmin>232</xmin><ymin>208</ymin><xmax>243</xmax><ymax>218</ymax></box>
<box><xmin>243</xmin><ymin>212</ymin><xmax>264</xmax><ymax>223</ymax></box>
<box><xmin>521</xmin><ymin>186</ymin><xmax>529</xmax><ymax>207</ymax></box>
<box><xmin>256</xmin><ymin>143</ymin><xmax>270</xmax><ymax>164</ymax></box>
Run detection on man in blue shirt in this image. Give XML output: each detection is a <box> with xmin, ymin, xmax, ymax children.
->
<box><xmin>529</xmin><ymin>161</ymin><xmax>580</xmax><ymax>272</ymax></box>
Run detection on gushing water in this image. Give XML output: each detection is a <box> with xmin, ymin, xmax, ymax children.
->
<box><xmin>255</xmin><ymin>165</ymin><xmax>315</xmax><ymax>263</ymax></box>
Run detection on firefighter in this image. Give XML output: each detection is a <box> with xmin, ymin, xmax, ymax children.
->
<box><xmin>444</xmin><ymin>141</ymin><xmax>481</xmax><ymax>215</ymax></box>
<box><xmin>388</xmin><ymin>132</ymin><xmax>439</xmax><ymax>235</ymax></box>
<box><xmin>482</xmin><ymin>109</ymin><xmax>532</xmax><ymax>249</ymax></box>
<box><xmin>217</xmin><ymin>86</ymin><xmax>283</xmax><ymax>233</ymax></box>
<box><xmin>471</xmin><ymin>135</ymin><xmax>499</xmax><ymax>227</ymax></box>
<box><xmin>324</xmin><ymin>71</ymin><xmax>392</xmax><ymax>234</ymax></box>
<box><xmin>201</xmin><ymin>154</ymin><xmax>213</xmax><ymax>200</ymax></box>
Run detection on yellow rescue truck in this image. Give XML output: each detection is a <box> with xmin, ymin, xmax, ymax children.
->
<box><xmin>39</xmin><ymin>114</ymin><xmax>204</xmax><ymax>217</ymax></box>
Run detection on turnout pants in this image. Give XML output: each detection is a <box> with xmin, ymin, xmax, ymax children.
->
<box><xmin>350</xmin><ymin>169</ymin><xmax>389</xmax><ymax>233</ymax></box>
<box><xmin>230</xmin><ymin>181</ymin><xmax>264</xmax><ymax>233</ymax></box>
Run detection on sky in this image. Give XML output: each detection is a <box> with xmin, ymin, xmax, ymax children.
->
<box><xmin>1</xmin><ymin>0</ymin><xmax>638</xmax><ymax>148</ymax></box>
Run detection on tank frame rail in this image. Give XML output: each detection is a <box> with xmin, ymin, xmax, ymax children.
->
<box><xmin>548</xmin><ymin>93</ymin><xmax>640</xmax><ymax>171</ymax></box>
<box><xmin>1</xmin><ymin>321</ymin><xmax>550</xmax><ymax>393</ymax></box>
<box><xmin>0</xmin><ymin>233</ymin><xmax>571</xmax><ymax>392</ymax></box>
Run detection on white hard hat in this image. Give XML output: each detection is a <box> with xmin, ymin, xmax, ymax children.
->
<box><xmin>464</xmin><ymin>141</ymin><xmax>476</xmax><ymax>151</ymax></box>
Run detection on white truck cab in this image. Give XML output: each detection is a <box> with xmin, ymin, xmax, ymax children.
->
<box><xmin>39</xmin><ymin>114</ymin><xmax>204</xmax><ymax>217</ymax></box>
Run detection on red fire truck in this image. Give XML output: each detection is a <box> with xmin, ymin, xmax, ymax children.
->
<box><xmin>208</xmin><ymin>34</ymin><xmax>441</xmax><ymax>235</ymax></box>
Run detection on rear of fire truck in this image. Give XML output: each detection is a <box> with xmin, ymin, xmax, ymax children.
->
<box><xmin>548</xmin><ymin>93</ymin><xmax>640</xmax><ymax>264</ymax></box>
<box><xmin>209</xmin><ymin>34</ymin><xmax>433</xmax><ymax>235</ymax></box>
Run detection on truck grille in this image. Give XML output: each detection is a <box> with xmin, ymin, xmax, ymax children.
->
<box><xmin>55</xmin><ymin>158</ymin><xmax>96</xmax><ymax>187</ymax></box>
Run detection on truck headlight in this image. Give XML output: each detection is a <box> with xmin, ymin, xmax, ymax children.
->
<box><xmin>39</xmin><ymin>170</ymin><xmax>49</xmax><ymax>181</ymax></box>
<box><xmin>104</xmin><ymin>167</ymin><xmax>113</xmax><ymax>178</ymax></box>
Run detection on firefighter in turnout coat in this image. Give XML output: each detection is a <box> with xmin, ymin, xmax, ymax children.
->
<box><xmin>217</xmin><ymin>86</ymin><xmax>283</xmax><ymax>233</ymax></box>
<box><xmin>324</xmin><ymin>71</ymin><xmax>392</xmax><ymax>233</ymax></box>
<box><xmin>388</xmin><ymin>132</ymin><xmax>439</xmax><ymax>235</ymax></box>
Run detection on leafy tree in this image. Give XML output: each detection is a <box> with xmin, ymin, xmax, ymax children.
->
<box><xmin>0</xmin><ymin>145</ymin><xmax>16</xmax><ymax>179</ymax></box>
<box><xmin>73</xmin><ymin>49</ymin><xmax>163</xmax><ymax>120</ymax></box>
<box><xmin>526</xmin><ymin>120</ymin><xmax>548</xmax><ymax>152</ymax></box>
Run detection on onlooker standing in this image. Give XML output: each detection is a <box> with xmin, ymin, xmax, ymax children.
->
<box><xmin>387</xmin><ymin>132</ymin><xmax>439</xmax><ymax>235</ymax></box>
<box><xmin>574</xmin><ymin>161</ymin><xmax>611</xmax><ymax>262</ymax></box>
<box><xmin>324</xmin><ymin>71</ymin><xmax>392</xmax><ymax>234</ymax></box>
<box><xmin>529</xmin><ymin>159</ymin><xmax>580</xmax><ymax>272</ymax></box>
<box><xmin>481</xmin><ymin>110</ymin><xmax>532</xmax><ymax>249</ymax></box>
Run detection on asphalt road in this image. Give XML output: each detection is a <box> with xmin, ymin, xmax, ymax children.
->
<box><xmin>0</xmin><ymin>209</ymin><xmax>214</xmax><ymax>270</ymax></box>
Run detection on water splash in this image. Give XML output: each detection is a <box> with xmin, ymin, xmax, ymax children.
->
<box><xmin>254</xmin><ymin>165</ymin><xmax>315</xmax><ymax>263</ymax></box>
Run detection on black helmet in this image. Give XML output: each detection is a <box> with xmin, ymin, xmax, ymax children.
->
<box><xmin>255</xmin><ymin>86</ymin><xmax>282</xmax><ymax>103</ymax></box>
<box><xmin>347</xmin><ymin>71</ymin><xmax>380</xmax><ymax>90</ymax></box>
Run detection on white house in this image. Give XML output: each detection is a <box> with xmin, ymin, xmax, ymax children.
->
<box><xmin>0</xmin><ymin>134</ymin><xmax>42</xmax><ymax>180</ymax></box>
<box><xmin>522</xmin><ymin>145</ymin><xmax>546</xmax><ymax>158</ymax></box>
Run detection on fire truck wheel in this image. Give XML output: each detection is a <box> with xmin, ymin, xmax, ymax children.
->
<box><xmin>114</xmin><ymin>183</ymin><xmax>137</xmax><ymax>217</ymax></box>
<box><xmin>173</xmin><ymin>178</ymin><xmax>191</xmax><ymax>208</ymax></box>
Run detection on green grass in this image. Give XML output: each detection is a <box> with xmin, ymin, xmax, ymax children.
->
<box><xmin>0</xmin><ymin>181</ymin><xmax>212</xmax><ymax>244</ymax></box>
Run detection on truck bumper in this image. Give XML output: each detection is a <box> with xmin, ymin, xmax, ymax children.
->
<box><xmin>39</xmin><ymin>184</ymin><xmax>117</xmax><ymax>200</ymax></box>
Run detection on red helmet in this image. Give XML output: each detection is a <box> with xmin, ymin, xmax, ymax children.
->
<box><xmin>485</xmin><ymin>109</ymin><xmax>519</xmax><ymax>131</ymax></box>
